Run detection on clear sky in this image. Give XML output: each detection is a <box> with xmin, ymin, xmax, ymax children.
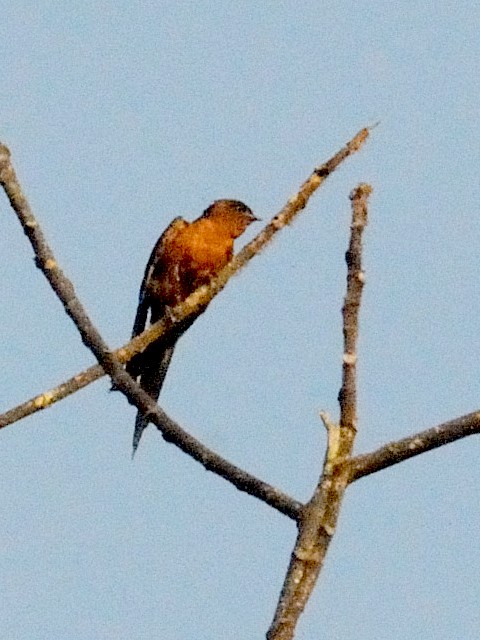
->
<box><xmin>1</xmin><ymin>2</ymin><xmax>479</xmax><ymax>639</ymax></box>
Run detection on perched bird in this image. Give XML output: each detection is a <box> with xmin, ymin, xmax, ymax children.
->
<box><xmin>127</xmin><ymin>199</ymin><xmax>258</xmax><ymax>455</ymax></box>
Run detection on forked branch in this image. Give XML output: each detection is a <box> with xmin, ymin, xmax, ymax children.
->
<box><xmin>266</xmin><ymin>184</ymin><xmax>372</xmax><ymax>640</ymax></box>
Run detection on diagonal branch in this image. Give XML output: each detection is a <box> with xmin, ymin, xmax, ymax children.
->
<box><xmin>0</xmin><ymin>361</ymin><xmax>105</xmax><ymax>429</ymax></box>
<box><xmin>0</xmin><ymin>142</ymin><xmax>302</xmax><ymax>520</ymax></box>
<box><xmin>349</xmin><ymin>410</ymin><xmax>480</xmax><ymax>482</ymax></box>
<box><xmin>266</xmin><ymin>184</ymin><xmax>372</xmax><ymax>640</ymax></box>
<box><xmin>0</xmin><ymin>317</ymin><xmax>192</xmax><ymax>430</ymax></box>
<box><xmin>0</xmin><ymin>126</ymin><xmax>372</xmax><ymax>430</ymax></box>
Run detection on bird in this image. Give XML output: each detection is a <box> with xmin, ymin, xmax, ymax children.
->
<box><xmin>127</xmin><ymin>199</ymin><xmax>258</xmax><ymax>456</ymax></box>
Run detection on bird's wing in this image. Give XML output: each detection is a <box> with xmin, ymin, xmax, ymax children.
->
<box><xmin>129</xmin><ymin>216</ymin><xmax>187</xmax><ymax>455</ymax></box>
<box><xmin>131</xmin><ymin>216</ymin><xmax>187</xmax><ymax>338</ymax></box>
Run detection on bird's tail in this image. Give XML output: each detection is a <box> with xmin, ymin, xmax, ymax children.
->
<box><xmin>131</xmin><ymin>341</ymin><xmax>177</xmax><ymax>457</ymax></box>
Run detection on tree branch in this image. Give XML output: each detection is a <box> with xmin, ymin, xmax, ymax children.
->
<box><xmin>267</xmin><ymin>184</ymin><xmax>372</xmax><ymax>640</ymax></box>
<box><xmin>349</xmin><ymin>410</ymin><xmax>480</xmax><ymax>482</ymax></box>
<box><xmin>0</xmin><ymin>361</ymin><xmax>105</xmax><ymax>428</ymax></box>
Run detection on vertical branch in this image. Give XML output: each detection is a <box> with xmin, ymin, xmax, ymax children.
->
<box><xmin>339</xmin><ymin>183</ymin><xmax>371</xmax><ymax>431</ymax></box>
<box><xmin>266</xmin><ymin>184</ymin><xmax>372</xmax><ymax>640</ymax></box>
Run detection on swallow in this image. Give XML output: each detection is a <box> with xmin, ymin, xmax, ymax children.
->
<box><xmin>127</xmin><ymin>199</ymin><xmax>258</xmax><ymax>455</ymax></box>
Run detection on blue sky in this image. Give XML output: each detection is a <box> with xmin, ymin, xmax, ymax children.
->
<box><xmin>1</xmin><ymin>2</ymin><xmax>479</xmax><ymax>638</ymax></box>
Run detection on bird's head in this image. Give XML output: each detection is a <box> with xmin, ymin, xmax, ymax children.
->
<box><xmin>202</xmin><ymin>199</ymin><xmax>259</xmax><ymax>238</ymax></box>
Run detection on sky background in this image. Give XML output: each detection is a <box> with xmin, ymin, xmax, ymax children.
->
<box><xmin>1</xmin><ymin>2</ymin><xmax>479</xmax><ymax>639</ymax></box>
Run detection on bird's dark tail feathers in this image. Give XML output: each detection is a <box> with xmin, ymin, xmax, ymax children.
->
<box><xmin>131</xmin><ymin>341</ymin><xmax>177</xmax><ymax>457</ymax></box>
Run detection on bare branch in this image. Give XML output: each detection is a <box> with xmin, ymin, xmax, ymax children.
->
<box><xmin>339</xmin><ymin>183</ymin><xmax>371</xmax><ymax>431</ymax></box>
<box><xmin>0</xmin><ymin>362</ymin><xmax>105</xmax><ymax>428</ymax></box>
<box><xmin>267</xmin><ymin>184</ymin><xmax>372</xmax><ymax>640</ymax></box>
<box><xmin>0</xmin><ymin>320</ymin><xmax>189</xmax><ymax>430</ymax></box>
<box><xmin>349</xmin><ymin>410</ymin><xmax>480</xmax><ymax>482</ymax></box>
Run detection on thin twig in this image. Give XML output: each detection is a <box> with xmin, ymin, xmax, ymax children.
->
<box><xmin>0</xmin><ymin>323</ymin><xmax>179</xmax><ymax>430</ymax></box>
<box><xmin>0</xmin><ymin>362</ymin><xmax>105</xmax><ymax>428</ymax></box>
<box><xmin>267</xmin><ymin>184</ymin><xmax>372</xmax><ymax>640</ymax></box>
<box><xmin>349</xmin><ymin>410</ymin><xmax>480</xmax><ymax>482</ymax></box>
